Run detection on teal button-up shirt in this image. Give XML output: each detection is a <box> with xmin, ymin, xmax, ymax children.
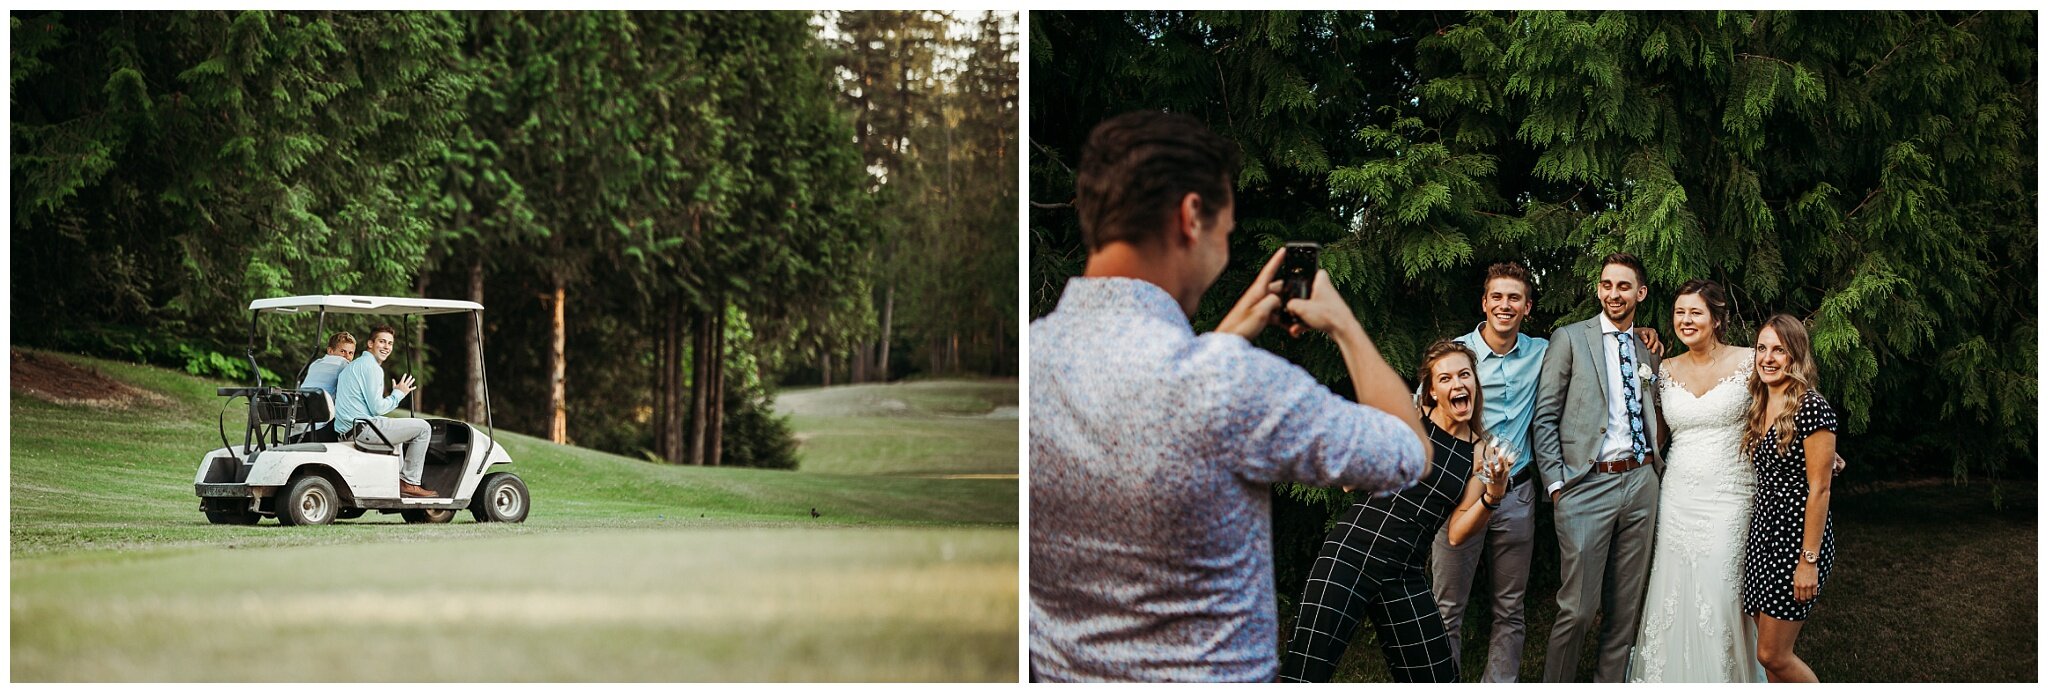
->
<box><xmin>1454</xmin><ymin>324</ymin><xmax>1548</xmax><ymax>477</ymax></box>
<box><xmin>332</xmin><ymin>353</ymin><xmax>407</xmax><ymax>435</ymax></box>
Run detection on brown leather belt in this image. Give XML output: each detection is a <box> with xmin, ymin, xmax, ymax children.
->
<box><xmin>1593</xmin><ymin>456</ymin><xmax>1651</xmax><ymax>474</ymax></box>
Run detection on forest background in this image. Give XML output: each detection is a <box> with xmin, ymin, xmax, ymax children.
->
<box><xmin>13</xmin><ymin>9</ymin><xmax>1019</xmax><ymax>468</ymax></box>
<box><xmin>1030</xmin><ymin>10</ymin><xmax>2036</xmax><ymax>677</ymax></box>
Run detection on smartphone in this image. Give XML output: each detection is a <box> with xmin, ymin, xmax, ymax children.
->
<box><xmin>1278</xmin><ymin>242</ymin><xmax>1320</xmax><ymax>325</ymax></box>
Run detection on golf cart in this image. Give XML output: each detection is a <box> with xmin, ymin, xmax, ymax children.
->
<box><xmin>192</xmin><ymin>295</ymin><xmax>529</xmax><ymax>526</ymax></box>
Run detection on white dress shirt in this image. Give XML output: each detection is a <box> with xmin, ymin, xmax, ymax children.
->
<box><xmin>1597</xmin><ymin>313</ymin><xmax>1644</xmax><ymax>462</ymax></box>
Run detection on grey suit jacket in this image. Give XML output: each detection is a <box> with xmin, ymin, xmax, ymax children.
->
<box><xmin>1530</xmin><ymin>316</ymin><xmax>1664</xmax><ymax>496</ymax></box>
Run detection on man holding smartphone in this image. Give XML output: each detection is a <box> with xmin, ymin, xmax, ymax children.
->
<box><xmin>1029</xmin><ymin>110</ymin><xmax>1430</xmax><ymax>682</ymax></box>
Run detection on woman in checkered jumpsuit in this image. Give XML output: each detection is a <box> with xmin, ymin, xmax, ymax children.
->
<box><xmin>1280</xmin><ymin>341</ymin><xmax>1514</xmax><ymax>682</ymax></box>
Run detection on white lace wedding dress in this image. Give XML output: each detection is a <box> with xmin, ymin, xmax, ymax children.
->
<box><xmin>1628</xmin><ymin>359</ymin><xmax>1767</xmax><ymax>682</ymax></box>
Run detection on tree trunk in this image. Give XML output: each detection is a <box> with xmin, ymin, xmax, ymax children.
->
<box><xmin>852</xmin><ymin>340</ymin><xmax>868</xmax><ymax>383</ymax></box>
<box><xmin>707</xmin><ymin>307</ymin><xmax>726</xmax><ymax>467</ymax></box>
<box><xmin>820</xmin><ymin>350</ymin><xmax>832</xmax><ymax>387</ymax></box>
<box><xmin>687</xmin><ymin>307</ymin><xmax>712</xmax><ymax>466</ymax></box>
<box><xmin>547</xmin><ymin>282</ymin><xmax>568</xmax><ymax>444</ymax></box>
<box><xmin>654</xmin><ymin>305</ymin><xmax>672</xmax><ymax>462</ymax></box>
<box><xmin>878</xmin><ymin>284</ymin><xmax>895</xmax><ymax>381</ymax></box>
<box><xmin>666</xmin><ymin>303</ymin><xmax>686</xmax><ymax>462</ymax></box>
<box><xmin>654</xmin><ymin>309</ymin><xmax>666</xmax><ymax>461</ymax></box>
<box><xmin>413</xmin><ymin>270</ymin><xmax>430</xmax><ymax>415</ymax></box>
<box><xmin>465</xmin><ymin>256</ymin><xmax>486</xmax><ymax>423</ymax></box>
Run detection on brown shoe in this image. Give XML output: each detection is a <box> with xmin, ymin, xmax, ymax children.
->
<box><xmin>400</xmin><ymin>482</ymin><xmax>438</xmax><ymax>498</ymax></box>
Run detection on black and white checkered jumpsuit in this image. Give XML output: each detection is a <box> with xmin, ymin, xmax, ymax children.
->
<box><xmin>1280</xmin><ymin>418</ymin><xmax>1471</xmax><ymax>682</ymax></box>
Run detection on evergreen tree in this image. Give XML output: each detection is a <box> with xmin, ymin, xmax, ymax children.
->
<box><xmin>13</xmin><ymin>11</ymin><xmax>468</xmax><ymax>370</ymax></box>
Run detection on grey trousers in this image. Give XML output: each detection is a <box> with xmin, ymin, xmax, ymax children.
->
<box><xmin>1542</xmin><ymin>463</ymin><xmax>1659</xmax><ymax>683</ymax></box>
<box><xmin>358</xmin><ymin>416</ymin><xmax>432</xmax><ymax>485</ymax></box>
<box><xmin>1429</xmin><ymin>479</ymin><xmax>1536</xmax><ymax>682</ymax></box>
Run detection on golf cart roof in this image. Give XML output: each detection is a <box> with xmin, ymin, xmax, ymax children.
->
<box><xmin>248</xmin><ymin>295</ymin><xmax>484</xmax><ymax>316</ymax></box>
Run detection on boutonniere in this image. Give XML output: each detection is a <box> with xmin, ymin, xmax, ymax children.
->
<box><xmin>1636</xmin><ymin>363</ymin><xmax>1656</xmax><ymax>385</ymax></box>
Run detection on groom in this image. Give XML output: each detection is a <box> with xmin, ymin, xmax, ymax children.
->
<box><xmin>1531</xmin><ymin>252</ymin><xmax>1664</xmax><ymax>682</ymax></box>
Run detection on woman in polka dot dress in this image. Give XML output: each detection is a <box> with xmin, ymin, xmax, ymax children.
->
<box><xmin>1739</xmin><ymin>315</ymin><xmax>1839</xmax><ymax>683</ymax></box>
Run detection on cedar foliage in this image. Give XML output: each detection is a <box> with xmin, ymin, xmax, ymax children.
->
<box><xmin>1031</xmin><ymin>11</ymin><xmax>2034</xmax><ymax>494</ymax></box>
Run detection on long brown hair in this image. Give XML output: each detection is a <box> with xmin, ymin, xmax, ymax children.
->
<box><xmin>1417</xmin><ymin>339</ymin><xmax>1487</xmax><ymax>441</ymax></box>
<box><xmin>1742</xmin><ymin>314</ymin><xmax>1817</xmax><ymax>455</ymax></box>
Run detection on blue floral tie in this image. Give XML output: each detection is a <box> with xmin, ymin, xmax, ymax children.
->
<box><xmin>1616</xmin><ymin>331</ymin><xmax>1648</xmax><ymax>459</ymax></box>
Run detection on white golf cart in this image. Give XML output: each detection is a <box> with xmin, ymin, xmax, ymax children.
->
<box><xmin>192</xmin><ymin>295</ymin><xmax>530</xmax><ymax>526</ymax></box>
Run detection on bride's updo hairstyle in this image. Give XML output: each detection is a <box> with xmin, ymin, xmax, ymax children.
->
<box><xmin>1673</xmin><ymin>279</ymin><xmax>1732</xmax><ymax>340</ymax></box>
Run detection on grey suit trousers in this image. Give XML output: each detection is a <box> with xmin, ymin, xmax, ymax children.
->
<box><xmin>1542</xmin><ymin>462</ymin><xmax>1659</xmax><ymax>682</ymax></box>
<box><xmin>1430</xmin><ymin>479</ymin><xmax>1536</xmax><ymax>682</ymax></box>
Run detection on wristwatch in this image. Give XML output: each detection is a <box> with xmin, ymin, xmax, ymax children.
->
<box><xmin>1800</xmin><ymin>549</ymin><xmax>1819</xmax><ymax>564</ymax></box>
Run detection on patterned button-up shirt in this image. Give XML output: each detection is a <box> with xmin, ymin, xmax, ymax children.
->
<box><xmin>1029</xmin><ymin>277</ymin><xmax>1428</xmax><ymax>682</ymax></box>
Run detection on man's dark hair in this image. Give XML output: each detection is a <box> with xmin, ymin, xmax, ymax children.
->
<box><xmin>1073</xmin><ymin>110</ymin><xmax>1242</xmax><ymax>251</ymax></box>
<box><xmin>327</xmin><ymin>331</ymin><xmax>356</xmax><ymax>350</ymax></box>
<box><xmin>1601</xmin><ymin>252</ymin><xmax>1648</xmax><ymax>286</ymax></box>
<box><xmin>368</xmin><ymin>324</ymin><xmax>397</xmax><ymax>344</ymax></box>
<box><xmin>1484</xmin><ymin>261</ymin><xmax>1534</xmax><ymax>296</ymax></box>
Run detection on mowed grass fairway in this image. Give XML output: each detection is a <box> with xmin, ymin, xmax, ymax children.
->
<box><xmin>777</xmin><ymin>380</ymin><xmax>1018</xmax><ymax>478</ymax></box>
<box><xmin>10</xmin><ymin>351</ymin><xmax>1019</xmax><ymax>682</ymax></box>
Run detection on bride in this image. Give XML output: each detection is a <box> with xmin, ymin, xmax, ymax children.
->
<box><xmin>1628</xmin><ymin>280</ymin><xmax>1766</xmax><ymax>682</ymax></box>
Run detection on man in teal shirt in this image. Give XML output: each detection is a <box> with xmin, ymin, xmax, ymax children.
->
<box><xmin>1432</xmin><ymin>262</ymin><xmax>1549</xmax><ymax>682</ymax></box>
<box><xmin>333</xmin><ymin>324</ymin><xmax>434</xmax><ymax>498</ymax></box>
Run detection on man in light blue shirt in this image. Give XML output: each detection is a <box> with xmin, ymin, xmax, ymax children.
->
<box><xmin>297</xmin><ymin>331</ymin><xmax>356</xmax><ymax>398</ymax></box>
<box><xmin>1030</xmin><ymin>111</ymin><xmax>1429</xmax><ymax>682</ymax></box>
<box><xmin>333</xmin><ymin>324</ymin><xmax>434</xmax><ymax>498</ymax></box>
<box><xmin>1431</xmin><ymin>262</ymin><xmax>1549</xmax><ymax>682</ymax></box>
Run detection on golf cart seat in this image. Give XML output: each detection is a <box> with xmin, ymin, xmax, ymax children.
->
<box><xmin>287</xmin><ymin>390</ymin><xmax>338</xmax><ymax>443</ymax></box>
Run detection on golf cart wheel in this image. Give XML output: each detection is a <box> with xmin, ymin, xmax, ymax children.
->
<box><xmin>469</xmin><ymin>473</ymin><xmax>530</xmax><ymax>523</ymax></box>
<box><xmin>336</xmin><ymin>508</ymin><xmax>367</xmax><ymax>521</ymax></box>
<box><xmin>402</xmin><ymin>509</ymin><xmax>456</xmax><ymax>524</ymax></box>
<box><xmin>278</xmin><ymin>476</ymin><xmax>339</xmax><ymax>526</ymax></box>
<box><xmin>204</xmin><ymin>509</ymin><xmax>260</xmax><ymax>525</ymax></box>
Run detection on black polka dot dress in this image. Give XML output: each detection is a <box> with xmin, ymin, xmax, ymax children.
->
<box><xmin>1742</xmin><ymin>390</ymin><xmax>1838</xmax><ymax>621</ymax></box>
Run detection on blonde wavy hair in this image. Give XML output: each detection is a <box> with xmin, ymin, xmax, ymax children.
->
<box><xmin>1742</xmin><ymin>314</ymin><xmax>1817</xmax><ymax>456</ymax></box>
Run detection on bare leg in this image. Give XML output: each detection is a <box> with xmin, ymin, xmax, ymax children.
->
<box><xmin>1755</xmin><ymin>613</ymin><xmax>1816</xmax><ymax>683</ymax></box>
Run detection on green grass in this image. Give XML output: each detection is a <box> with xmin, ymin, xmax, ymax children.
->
<box><xmin>778</xmin><ymin>380</ymin><xmax>1018</xmax><ymax>477</ymax></box>
<box><xmin>1309</xmin><ymin>480</ymin><xmax>2036</xmax><ymax>682</ymax></box>
<box><xmin>10</xmin><ymin>351</ymin><xmax>1020</xmax><ymax>681</ymax></box>
<box><xmin>13</xmin><ymin>528</ymin><xmax>1015</xmax><ymax>682</ymax></box>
